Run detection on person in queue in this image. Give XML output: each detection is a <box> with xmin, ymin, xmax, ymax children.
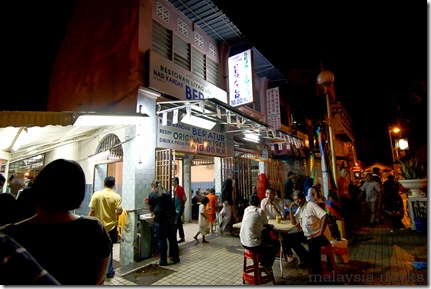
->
<box><xmin>219</xmin><ymin>171</ymin><xmax>235</xmax><ymax>234</ymax></box>
<box><xmin>148</xmin><ymin>179</ymin><xmax>180</xmax><ymax>266</ymax></box>
<box><xmin>0</xmin><ymin>173</ymin><xmax>5</xmax><ymax>192</ymax></box>
<box><xmin>206</xmin><ymin>188</ymin><xmax>218</xmax><ymax>234</ymax></box>
<box><xmin>0</xmin><ymin>232</ymin><xmax>60</xmax><ymax>285</ymax></box>
<box><xmin>290</xmin><ymin>191</ymin><xmax>330</xmax><ymax>278</ymax></box>
<box><xmin>89</xmin><ymin>176</ymin><xmax>123</xmax><ymax>279</ymax></box>
<box><xmin>239</xmin><ymin>194</ymin><xmax>279</xmax><ymax>273</ymax></box>
<box><xmin>1</xmin><ymin>159</ymin><xmax>111</xmax><ymax>285</ymax></box>
<box><xmin>172</xmin><ymin>177</ymin><xmax>187</xmax><ymax>243</ymax></box>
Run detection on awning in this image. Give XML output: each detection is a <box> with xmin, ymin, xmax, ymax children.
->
<box><xmin>0</xmin><ymin>111</ymin><xmax>148</xmax><ymax>162</ymax></box>
<box><xmin>156</xmin><ymin>98</ymin><xmax>305</xmax><ymax>150</ymax></box>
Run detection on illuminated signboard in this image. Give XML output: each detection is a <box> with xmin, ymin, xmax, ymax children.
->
<box><xmin>228</xmin><ymin>49</ymin><xmax>254</xmax><ymax>107</ymax></box>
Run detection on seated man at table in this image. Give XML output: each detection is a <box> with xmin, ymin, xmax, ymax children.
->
<box><xmin>261</xmin><ymin>188</ymin><xmax>309</xmax><ymax>266</ymax></box>
<box><xmin>261</xmin><ymin>188</ymin><xmax>284</xmax><ymax>219</ymax></box>
<box><xmin>290</xmin><ymin>191</ymin><xmax>330</xmax><ymax>278</ymax></box>
<box><xmin>240</xmin><ymin>194</ymin><xmax>279</xmax><ymax>273</ymax></box>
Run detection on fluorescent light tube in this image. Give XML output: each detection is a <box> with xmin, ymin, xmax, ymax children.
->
<box><xmin>180</xmin><ymin>115</ymin><xmax>216</xmax><ymax>130</ymax></box>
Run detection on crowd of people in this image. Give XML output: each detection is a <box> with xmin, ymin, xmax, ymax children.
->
<box><xmin>0</xmin><ymin>161</ymin><xmax>408</xmax><ymax>285</ymax></box>
<box><xmin>238</xmin><ymin>165</ymin><xmax>408</xmax><ymax>282</ymax></box>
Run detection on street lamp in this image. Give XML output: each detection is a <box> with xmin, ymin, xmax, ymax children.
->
<box><xmin>388</xmin><ymin>126</ymin><xmax>400</xmax><ymax>163</ymax></box>
<box><xmin>317</xmin><ymin>70</ymin><xmax>338</xmax><ymax>190</ymax></box>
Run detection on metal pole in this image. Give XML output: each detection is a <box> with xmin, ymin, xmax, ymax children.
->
<box><xmin>325</xmin><ymin>89</ymin><xmax>338</xmax><ymax>196</ymax></box>
<box><xmin>389</xmin><ymin>130</ymin><xmax>395</xmax><ymax>163</ymax></box>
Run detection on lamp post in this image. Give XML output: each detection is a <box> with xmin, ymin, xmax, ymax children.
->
<box><xmin>317</xmin><ymin>70</ymin><xmax>338</xmax><ymax>191</ymax></box>
<box><xmin>317</xmin><ymin>70</ymin><xmax>343</xmax><ymax>240</ymax></box>
<box><xmin>388</xmin><ymin>126</ymin><xmax>400</xmax><ymax>163</ymax></box>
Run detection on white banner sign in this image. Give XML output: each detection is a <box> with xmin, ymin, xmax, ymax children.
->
<box><xmin>266</xmin><ymin>87</ymin><xmax>281</xmax><ymax>129</ymax></box>
<box><xmin>157</xmin><ymin>117</ymin><xmax>227</xmax><ymax>156</ymax></box>
<box><xmin>228</xmin><ymin>49</ymin><xmax>254</xmax><ymax>107</ymax></box>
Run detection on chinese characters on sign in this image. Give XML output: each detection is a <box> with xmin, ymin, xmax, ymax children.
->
<box><xmin>228</xmin><ymin>49</ymin><xmax>254</xmax><ymax>107</ymax></box>
<box><xmin>266</xmin><ymin>87</ymin><xmax>281</xmax><ymax>129</ymax></box>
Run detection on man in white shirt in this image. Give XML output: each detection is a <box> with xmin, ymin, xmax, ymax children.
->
<box><xmin>262</xmin><ymin>188</ymin><xmax>309</xmax><ymax>265</ymax></box>
<box><xmin>240</xmin><ymin>194</ymin><xmax>279</xmax><ymax>273</ymax></box>
<box><xmin>261</xmin><ymin>188</ymin><xmax>284</xmax><ymax>219</ymax></box>
<box><xmin>290</xmin><ymin>191</ymin><xmax>330</xmax><ymax>278</ymax></box>
<box><xmin>359</xmin><ymin>173</ymin><xmax>382</xmax><ymax>227</ymax></box>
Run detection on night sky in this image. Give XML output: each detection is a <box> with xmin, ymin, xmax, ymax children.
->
<box><xmin>2</xmin><ymin>1</ymin><xmax>428</xmax><ymax>167</ymax></box>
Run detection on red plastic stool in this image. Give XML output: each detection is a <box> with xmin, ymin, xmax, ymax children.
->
<box><xmin>307</xmin><ymin>245</ymin><xmax>339</xmax><ymax>277</ymax></box>
<box><xmin>320</xmin><ymin>245</ymin><xmax>339</xmax><ymax>277</ymax></box>
<box><xmin>243</xmin><ymin>249</ymin><xmax>275</xmax><ymax>285</ymax></box>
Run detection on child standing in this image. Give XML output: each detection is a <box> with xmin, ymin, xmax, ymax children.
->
<box><xmin>194</xmin><ymin>197</ymin><xmax>210</xmax><ymax>243</ymax></box>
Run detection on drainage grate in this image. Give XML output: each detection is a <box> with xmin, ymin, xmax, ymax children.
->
<box><xmin>122</xmin><ymin>264</ymin><xmax>175</xmax><ymax>285</ymax></box>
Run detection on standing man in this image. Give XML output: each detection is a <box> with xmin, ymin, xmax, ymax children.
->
<box><xmin>359</xmin><ymin>173</ymin><xmax>382</xmax><ymax>227</ymax></box>
<box><xmin>290</xmin><ymin>191</ymin><xmax>330</xmax><ymax>278</ymax></box>
<box><xmin>172</xmin><ymin>177</ymin><xmax>187</xmax><ymax>243</ymax></box>
<box><xmin>89</xmin><ymin>176</ymin><xmax>122</xmax><ymax>279</ymax></box>
<box><xmin>219</xmin><ymin>171</ymin><xmax>235</xmax><ymax>233</ymax></box>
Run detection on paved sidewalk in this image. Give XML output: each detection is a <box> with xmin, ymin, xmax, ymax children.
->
<box><xmin>105</xmin><ymin>194</ymin><xmax>427</xmax><ymax>285</ymax></box>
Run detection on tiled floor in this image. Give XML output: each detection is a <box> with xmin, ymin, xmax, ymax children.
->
<box><xmin>105</xmin><ymin>193</ymin><xmax>428</xmax><ymax>285</ymax></box>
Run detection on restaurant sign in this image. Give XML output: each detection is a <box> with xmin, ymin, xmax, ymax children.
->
<box><xmin>149</xmin><ymin>51</ymin><xmax>227</xmax><ymax>104</ymax></box>
<box><xmin>157</xmin><ymin>117</ymin><xmax>227</xmax><ymax>157</ymax></box>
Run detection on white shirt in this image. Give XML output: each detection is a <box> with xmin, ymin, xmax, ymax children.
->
<box><xmin>360</xmin><ymin>180</ymin><xmax>381</xmax><ymax>202</ymax></box>
<box><xmin>239</xmin><ymin>205</ymin><xmax>268</xmax><ymax>248</ymax></box>
<box><xmin>260</xmin><ymin>197</ymin><xmax>284</xmax><ymax>219</ymax></box>
<box><xmin>294</xmin><ymin>201</ymin><xmax>327</xmax><ymax>238</ymax></box>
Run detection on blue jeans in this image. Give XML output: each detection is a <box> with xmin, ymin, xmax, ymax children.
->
<box><xmin>154</xmin><ymin>218</ymin><xmax>179</xmax><ymax>265</ymax></box>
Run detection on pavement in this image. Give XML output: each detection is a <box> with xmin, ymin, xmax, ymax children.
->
<box><xmin>105</xmin><ymin>193</ymin><xmax>428</xmax><ymax>285</ymax></box>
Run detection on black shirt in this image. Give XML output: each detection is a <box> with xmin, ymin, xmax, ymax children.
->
<box><xmin>221</xmin><ymin>177</ymin><xmax>233</xmax><ymax>205</ymax></box>
<box><xmin>148</xmin><ymin>189</ymin><xmax>176</xmax><ymax>222</ymax></box>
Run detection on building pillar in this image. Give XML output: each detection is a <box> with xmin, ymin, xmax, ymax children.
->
<box><xmin>119</xmin><ymin>88</ymin><xmax>159</xmax><ymax>266</ymax></box>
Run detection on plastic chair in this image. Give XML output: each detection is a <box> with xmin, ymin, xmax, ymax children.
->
<box><xmin>307</xmin><ymin>245</ymin><xmax>339</xmax><ymax>278</ymax></box>
<box><xmin>242</xmin><ymin>249</ymin><xmax>275</xmax><ymax>285</ymax></box>
<box><xmin>319</xmin><ymin>245</ymin><xmax>339</xmax><ymax>277</ymax></box>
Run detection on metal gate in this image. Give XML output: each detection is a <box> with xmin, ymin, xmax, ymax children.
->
<box><xmin>155</xmin><ymin>149</ymin><xmax>174</xmax><ymax>196</ymax></box>
<box><xmin>268</xmin><ymin>160</ymin><xmax>288</xmax><ymax>198</ymax></box>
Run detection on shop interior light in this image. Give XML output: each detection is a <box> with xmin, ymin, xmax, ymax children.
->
<box><xmin>180</xmin><ymin>115</ymin><xmax>216</xmax><ymax>130</ymax></box>
<box><xmin>243</xmin><ymin>132</ymin><xmax>260</xmax><ymax>143</ymax></box>
<box><xmin>73</xmin><ymin>113</ymin><xmax>149</xmax><ymax>127</ymax></box>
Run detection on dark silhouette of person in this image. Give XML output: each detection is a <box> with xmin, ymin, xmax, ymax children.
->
<box><xmin>1</xmin><ymin>159</ymin><xmax>112</xmax><ymax>285</ymax></box>
<box><xmin>0</xmin><ymin>193</ymin><xmax>18</xmax><ymax>227</ymax></box>
<box><xmin>148</xmin><ymin>179</ymin><xmax>180</xmax><ymax>266</ymax></box>
<box><xmin>173</xmin><ymin>177</ymin><xmax>187</xmax><ymax>243</ymax></box>
<box><xmin>0</xmin><ymin>232</ymin><xmax>60</xmax><ymax>285</ymax></box>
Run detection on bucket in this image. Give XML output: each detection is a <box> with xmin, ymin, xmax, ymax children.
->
<box><xmin>331</xmin><ymin>238</ymin><xmax>348</xmax><ymax>264</ymax></box>
<box><xmin>414</xmin><ymin>218</ymin><xmax>427</xmax><ymax>234</ymax></box>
